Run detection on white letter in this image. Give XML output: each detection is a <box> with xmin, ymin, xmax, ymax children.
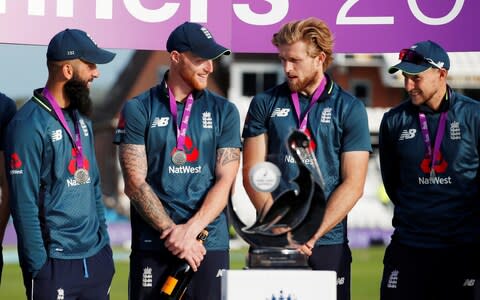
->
<box><xmin>233</xmin><ymin>0</ymin><xmax>288</xmax><ymax>26</ymax></box>
<box><xmin>123</xmin><ymin>0</ymin><xmax>179</xmax><ymax>23</ymax></box>
<box><xmin>96</xmin><ymin>0</ymin><xmax>112</xmax><ymax>19</ymax></box>
<box><xmin>28</xmin><ymin>0</ymin><xmax>45</xmax><ymax>16</ymax></box>
<box><xmin>0</xmin><ymin>0</ymin><xmax>6</xmax><ymax>14</ymax></box>
<box><xmin>408</xmin><ymin>0</ymin><xmax>464</xmax><ymax>25</ymax></box>
<box><xmin>337</xmin><ymin>0</ymin><xmax>394</xmax><ymax>25</ymax></box>
<box><xmin>191</xmin><ymin>0</ymin><xmax>207</xmax><ymax>22</ymax></box>
<box><xmin>57</xmin><ymin>0</ymin><xmax>73</xmax><ymax>17</ymax></box>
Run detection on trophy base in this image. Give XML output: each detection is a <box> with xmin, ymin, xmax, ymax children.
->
<box><xmin>247</xmin><ymin>248</ymin><xmax>310</xmax><ymax>269</ymax></box>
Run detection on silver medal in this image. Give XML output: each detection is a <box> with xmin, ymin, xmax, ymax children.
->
<box><xmin>172</xmin><ymin>150</ymin><xmax>187</xmax><ymax>166</ymax></box>
<box><xmin>74</xmin><ymin>168</ymin><xmax>89</xmax><ymax>184</ymax></box>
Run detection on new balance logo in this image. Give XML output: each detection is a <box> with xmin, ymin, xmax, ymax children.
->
<box><xmin>463</xmin><ymin>279</ymin><xmax>475</xmax><ymax>287</ymax></box>
<box><xmin>151</xmin><ymin>117</ymin><xmax>169</xmax><ymax>128</ymax></box>
<box><xmin>398</xmin><ymin>129</ymin><xmax>416</xmax><ymax>141</ymax></box>
<box><xmin>271</xmin><ymin>108</ymin><xmax>290</xmax><ymax>117</ymax></box>
<box><xmin>51</xmin><ymin>130</ymin><xmax>63</xmax><ymax>142</ymax></box>
<box><xmin>216</xmin><ymin>269</ymin><xmax>225</xmax><ymax>277</ymax></box>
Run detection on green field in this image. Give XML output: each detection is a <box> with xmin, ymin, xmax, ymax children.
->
<box><xmin>0</xmin><ymin>245</ymin><xmax>385</xmax><ymax>300</ymax></box>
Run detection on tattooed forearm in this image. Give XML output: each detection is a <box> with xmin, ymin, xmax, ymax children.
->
<box><xmin>129</xmin><ymin>182</ymin><xmax>174</xmax><ymax>233</ymax></box>
<box><xmin>217</xmin><ymin>148</ymin><xmax>240</xmax><ymax>166</ymax></box>
<box><xmin>119</xmin><ymin>144</ymin><xmax>174</xmax><ymax>233</ymax></box>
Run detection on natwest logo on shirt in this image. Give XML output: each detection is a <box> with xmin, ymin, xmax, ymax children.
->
<box><xmin>9</xmin><ymin>153</ymin><xmax>24</xmax><ymax>175</ymax></box>
<box><xmin>417</xmin><ymin>151</ymin><xmax>452</xmax><ymax>185</ymax></box>
<box><xmin>115</xmin><ymin>113</ymin><xmax>126</xmax><ymax>135</ymax></box>
<box><xmin>168</xmin><ymin>165</ymin><xmax>202</xmax><ymax>174</ymax></box>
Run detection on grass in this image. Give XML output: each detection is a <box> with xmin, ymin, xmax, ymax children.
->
<box><xmin>0</xmin><ymin>245</ymin><xmax>385</xmax><ymax>300</ymax></box>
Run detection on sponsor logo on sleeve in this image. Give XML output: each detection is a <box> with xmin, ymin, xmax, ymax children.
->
<box><xmin>115</xmin><ymin>113</ymin><xmax>126</xmax><ymax>134</ymax></box>
<box><xmin>9</xmin><ymin>153</ymin><xmax>24</xmax><ymax>175</ymax></box>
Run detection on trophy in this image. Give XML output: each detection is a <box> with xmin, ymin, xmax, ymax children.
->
<box><xmin>228</xmin><ymin>130</ymin><xmax>327</xmax><ymax>269</ymax></box>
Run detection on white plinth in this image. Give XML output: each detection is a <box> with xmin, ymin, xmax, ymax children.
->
<box><xmin>221</xmin><ymin>269</ymin><xmax>337</xmax><ymax>300</ymax></box>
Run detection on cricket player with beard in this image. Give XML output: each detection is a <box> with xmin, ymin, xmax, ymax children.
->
<box><xmin>5</xmin><ymin>29</ymin><xmax>116</xmax><ymax>300</ymax></box>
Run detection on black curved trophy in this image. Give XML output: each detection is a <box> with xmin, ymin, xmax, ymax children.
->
<box><xmin>228</xmin><ymin>130</ymin><xmax>327</xmax><ymax>268</ymax></box>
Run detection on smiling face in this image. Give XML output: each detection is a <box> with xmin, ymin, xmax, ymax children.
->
<box><xmin>402</xmin><ymin>67</ymin><xmax>447</xmax><ymax>110</ymax></box>
<box><xmin>69</xmin><ymin>59</ymin><xmax>99</xmax><ymax>89</ymax></box>
<box><xmin>278</xmin><ymin>40</ymin><xmax>324</xmax><ymax>96</ymax></box>
<box><xmin>176</xmin><ymin>51</ymin><xmax>213</xmax><ymax>91</ymax></box>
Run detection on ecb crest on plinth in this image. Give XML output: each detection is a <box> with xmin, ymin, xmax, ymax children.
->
<box><xmin>228</xmin><ymin>130</ymin><xmax>327</xmax><ymax>268</ymax></box>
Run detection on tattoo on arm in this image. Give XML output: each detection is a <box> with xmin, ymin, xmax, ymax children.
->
<box><xmin>119</xmin><ymin>144</ymin><xmax>173</xmax><ymax>233</ymax></box>
<box><xmin>217</xmin><ymin>148</ymin><xmax>240</xmax><ymax>166</ymax></box>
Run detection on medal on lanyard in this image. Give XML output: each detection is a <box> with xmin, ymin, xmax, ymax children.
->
<box><xmin>43</xmin><ymin>88</ymin><xmax>90</xmax><ymax>184</ymax></box>
<box><xmin>290</xmin><ymin>77</ymin><xmax>327</xmax><ymax>132</ymax></box>
<box><xmin>169</xmin><ymin>88</ymin><xmax>194</xmax><ymax>166</ymax></box>
<box><xmin>418</xmin><ymin>111</ymin><xmax>448</xmax><ymax>179</ymax></box>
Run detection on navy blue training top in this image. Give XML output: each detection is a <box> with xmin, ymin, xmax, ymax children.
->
<box><xmin>5</xmin><ymin>89</ymin><xmax>109</xmax><ymax>276</ymax></box>
<box><xmin>242</xmin><ymin>76</ymin><xmax>372</xmax><ymax>245</ymax></box>
<box><xmin>114</xmin><ymin>76</ymin><xmax>242</xmax><ymax>251</ymax></box>
<box><xmin>379</xmin><ymin>88</ymin><xmax>480</xmax><ymax>248</ymax></box>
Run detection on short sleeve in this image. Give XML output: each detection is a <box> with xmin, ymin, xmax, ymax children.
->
<box><xmin>113</xmin><ymin>98</ymin><xmax>148</xmax><ymax>145</ymax></box>
<box><xmin>242</xmin><ymin>94</ymin><xmax>270</xmax><ymax>139</ymax></box>
<box><xmin>218</xmin><ymin>102</ymin><xmax>242</xmax><ymax>149</ymax></box>
<box><xmin>341</xmin><ymin>100</ymin><xmax>372</xmax><ymax>152</ymax></box>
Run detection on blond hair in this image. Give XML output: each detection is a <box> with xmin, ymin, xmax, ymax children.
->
<box><xmin>272</xmin><ymin>17</ymin><xmax>334</xmax><ymax>70</ymax></box>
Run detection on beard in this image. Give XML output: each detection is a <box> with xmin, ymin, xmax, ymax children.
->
<box><xmin>178</xmin><ymin>58</ymin><xmax>208</xmax><ymax>91</ymax></box>
<box><xmin>288</xmin><ymin>71</ymin><xmax>321</xmax><ymax>93</ymax></box>
<box><xmin>182</xmin><ymin>72</ymin><xmax>207</xmax><ymax>91</ymax></box>
<box><xmin>64</xmin><ymin>75</ymin><xmax>92</xmax><ymax>116</ymax></box>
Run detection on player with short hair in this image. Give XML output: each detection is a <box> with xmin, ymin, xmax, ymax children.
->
<box><xmin>379</xmin><ymin>40</ymin><xmax>480</xmax><ymax>300</ymax></box>
<box><xmin>242</xmin><ymin>18</ymin><xmax>371</xmax><ymax>300</ymax></box>
<box><xmin>114</xmin><ymin>22</ymin><xmax>241</xmax><ymax>300</ymax></box>
<box><xmin>5</xmin><ymin>28</ymin><xmax>116</xmax><ymax>300</ymax></box>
